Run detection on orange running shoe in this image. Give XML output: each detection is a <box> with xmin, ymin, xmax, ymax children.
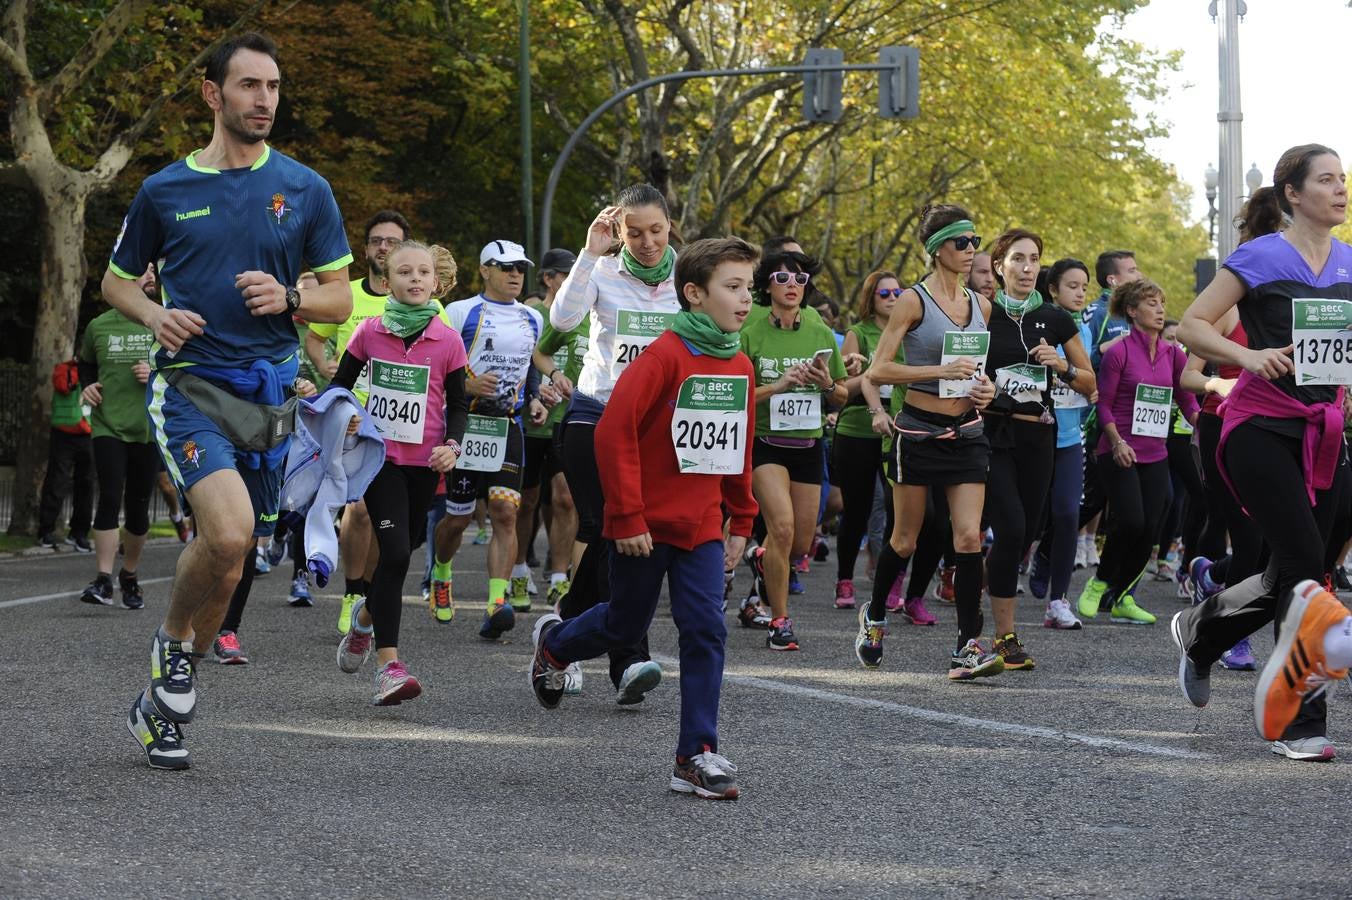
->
<box><xmin>1254</xmin><ymin>580</ymin><xmax>1350</xmax><ymax>741</ymax></box>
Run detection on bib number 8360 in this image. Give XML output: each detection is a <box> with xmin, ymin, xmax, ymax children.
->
<box><xmin>462</xmin><ymin>438</ymin><xmax>503</xmax><ymax>463</ymax></box>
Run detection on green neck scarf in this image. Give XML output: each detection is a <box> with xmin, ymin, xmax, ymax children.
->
<box><xmin>382</xmin><ymin>299</ymin><xmax>438</xmax><ymax>338</ymax></box>
<box><xmin>994</xmin><ymin>288</ymin><xmax>1043</xmax><ymax>318</ymax></box>
<box><xmin>671</xmin><ymin>310</ymin><xmax>741</xmax><ymax>359</ymax></box>
<box><xmin>620</xmin><ymin>245</ymin><xmax>675</xmax><ymax>285</ymax></box>
<box><xmin>1066</xmin><ymin>306</ymin><xmax>1084</xmax><ymax>326</ymax></box>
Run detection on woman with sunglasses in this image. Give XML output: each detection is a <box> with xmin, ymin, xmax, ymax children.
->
<box><xmin>740</xmin><ymin>249</ymin><xmax>847</xmax><ymax>651</ymax></box>
<box><xmin>546</xmin><ymin>183</ymin><xmax>677</xmax><ymax>704</ymax></box>
<box><xmin>981</xmin><ymin>230</ymin><xmax>1094</xmax><ymax>670</ymax></box>
<box><xmin>831</xmin><ymin>270</ymin><xmax>937</xmax><ymax>622</ymax></box>
<box><xmin>854</xmin><ymin>205</ymin><xmax>1001</xmax><ymax>678</ymax></box>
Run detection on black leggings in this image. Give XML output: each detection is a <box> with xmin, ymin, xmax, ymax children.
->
<box><xmin>92</xmin><ymin>437</ymin><xmax>158</xmax><ymax>534</ymax></box>
<box><xmin>1156</xmin><ymin>432</ymin><xmax>1204</xmax><ymax>564</ymax></box>
<box><xmin>220</xmin><ymin>549</ymin><xmax>257</xmax><ymax>635</ymax></box>
<box><xmin>560</xmin><ymin>420</ymin><xmax>647</xmax><ymax>686</ymax></box>
<box><xmin>1196</xmin><ymin>413</ymin><xmax>1266</xmax><ymax>586</ymax></box>
<box><xmin>984</xmin><ymin>419</ymin><xmax>1055</xmax><ymax>597</ymax></box>
<box><xmin>906</xmin><ymin>487</ymin><xmax>952</xmax><ymax>599</ymax></box>
<box><xmin>1179</xmin><ymin>424</ymin><xmax>1349</xmax><ymax>740</ymax></box>
<box><xmin>1096</xmin><ymin>456</ymin><xmax>1172</xmax><ymax>596</ymax></box>
<box><xmin>832</xmin><ymin>434</ymin><xmax>891</xmax><ymax>582</ymax></box>
<box><xmin>363</xmin><ymin>463</ymin><xmax>439</xmax><ymax>650</ymax></box>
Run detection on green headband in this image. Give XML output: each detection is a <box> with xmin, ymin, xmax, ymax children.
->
<box><xmin>924</xmin><ymin>220</ymin><xmax>976</xmax><ymax>255</ymax></box>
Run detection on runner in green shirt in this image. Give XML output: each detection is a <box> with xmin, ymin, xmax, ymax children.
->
<box><xmin>738</xmin><ymin>247</ymin><xmax>846</xmax><ymax>652</ymax></box>
<box><xmin>75</xmin><ymin>269</ymin><xmax>160</xmax><ymax>611</ymax></box>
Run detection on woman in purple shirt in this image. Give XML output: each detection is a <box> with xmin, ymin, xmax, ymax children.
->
<box><xmin>1172</xmin><ymin>144</ymin><xmax>1352</xmax><ymax>762</ymax></box>
<box><xmin>1077</xmin><ymin>279</ymin><xmax>1198</xmax><ymax>625</ymax></box>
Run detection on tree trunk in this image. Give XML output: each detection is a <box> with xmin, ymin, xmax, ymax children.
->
<box><xmin>8</xmin><ymin>174</ymin><xmax>89</xmax><ymax>536</ymax></box>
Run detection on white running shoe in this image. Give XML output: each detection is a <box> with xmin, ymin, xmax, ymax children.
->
<box><xmin>563</xmin><ymin>662</ymin><xmax>583</xmax><ymax>694</ymax></box>
<box><xmin>1042</xmin><ymin>598</ymin><xmax>1083</xmax><ymax>630</ymax></box>
<box><xmin>1073</xmin><ymin>537</ymin><xmax>1087</xmax><ymax>570</ymax></box>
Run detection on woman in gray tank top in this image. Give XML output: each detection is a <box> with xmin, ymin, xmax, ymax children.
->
<box><xmin>852</xmin><ymin>204</ymin><xmax>1003</xmax><ymax>681</ymax></box>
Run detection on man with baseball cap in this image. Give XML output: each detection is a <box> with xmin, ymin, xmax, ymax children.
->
<box><xmin>428</xmin><ymin>240</ymin><xmax>548</xmax><ymax>639</ymax></box>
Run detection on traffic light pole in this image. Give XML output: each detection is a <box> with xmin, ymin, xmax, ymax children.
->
<box><xmin>538</xmin><ymin>50</ymin><xmax>915</xmax><ymax>255</ymax></box>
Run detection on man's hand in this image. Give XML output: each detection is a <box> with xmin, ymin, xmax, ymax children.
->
<box><xmin>539</xmin><ymin>383</ymin><xmax>563</xmax><ymax>409</ymax></box>
<box><xmin>842</xmin><ymin>352</ymin><xmax>867</xmax><ymax>377</ymax></box>
<box><xmin>467</xmin><ymin>372</ymin><xmax>501</xmax><ymax>399</ymax></box>
<box><xmin>549</xmin><ymin>371</ymin><xmax>574</xmax><ymax>398</ymax></box>
<box><xmin>527</xmin><ymin>397</ymin><xmax>549</xmax><ymax>426</ymax></box>
<box><xmin>80</xmin><ymin>383</ymin><xmax>103</xmax><ymax>406</ymax></box>
<box><xmin>616</xmin><ymin>532</ymin><xmax>653</xmax><ymax>557</ymax></box>
<box><xmin>236</xmin><ymin>271</ymin><xmax>288</xmax><ymax>316</ymax></box>
<box><xmin>148</xmin><ymin>306</ymin><xmax>206</xmax><ymax>353</ymax></box>
<box><xmin>429</xmin><ymin>444</ymin><xmax>459</xmax><ymax>473</ymax></box>
<box><xmin>131</xmin><ymin>362</ymin><xmax>151</xmax><ymax>385</ymax></box>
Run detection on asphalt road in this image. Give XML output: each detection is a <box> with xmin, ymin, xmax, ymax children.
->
<box><xmin>1</xmin><ymin>536</ymin><xmax>1349</xmax><ymax>898</ymax></box>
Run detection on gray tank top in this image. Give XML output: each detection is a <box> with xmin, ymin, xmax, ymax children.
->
<box><xmin>902</xmin><ymin>282</ymin><xmax>987</xmax><ymax>396</ymax></box>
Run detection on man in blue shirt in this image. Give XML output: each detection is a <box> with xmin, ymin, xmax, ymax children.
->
<box><xmin>1083</xmin><ymin>250</ymin><xmax>1140</xmax><ymax>368</ymax></box>
<box><xmin>101</xmin><ymin>33</ymin><xmax>354</xmax><ymax>770</ymax></box>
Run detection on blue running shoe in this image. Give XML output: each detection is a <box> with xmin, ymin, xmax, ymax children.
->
<box><xmin>288</xmin><ymin>571</ymin><xmax>312</xmax><ymax>607</ymax></box>
<box><xmin>1221</xmin><ymin>638</ymin><xmax>1258</xmax><ymax>671</ymax></box>
<box><xmin>788</xmin><ymin>570</ymin><xmax>805</xmax><ymax>596</ymax></box>
<box><xmin>1028</xmin><ymin>549</ymin><xmax>1050</xmax><ymax>600</ymax></box>
<box><xmin>264</xmin><ymin>535</ymin><xmax>288</xmax><ymax>567</ymax></box>
<box><xmin>479</xmin><ymin>600</ymin><xmax>516</xmax><ymax>640</ymax></box>
<box><xmin>1188</xmin><ymin>557</ymin><xmax>1216</xmax><ymax>607</ymax></box>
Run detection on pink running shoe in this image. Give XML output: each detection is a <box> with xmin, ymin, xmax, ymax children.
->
<box><xmin>834</xmin><ymin>579</ymin><xmax>856</xmax><ymax>610</ymax></box>
<box><xmin>793</xmin><ymin>554</ymin><xmax>810</xmax><ymax>575</ymax></box>
<box><xmin>373</xmin><ymin>659</ymin><xmax>422</xmax><ymax>706</ymax></box>
<box><xmin>885</xmin><ymin>575</ymin><xmax>905</xmax><ymax>612</ymax></box>
<box><xmin>902</xmin><ymin>596</ymin><xmax>937</xmax><ymax>626</ymax></box>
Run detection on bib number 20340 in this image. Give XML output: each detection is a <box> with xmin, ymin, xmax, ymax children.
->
<box><xmin>611</xmin><ymin>309</ymin><xmax>676</xmax><ymax>380</ymax></box>
<box><xmin>671</xmin><ymin>375</ymin><xmax>748</xmax><ymax>474</ymax></box>
<box><xmin>1131</xmin><ymin>384</ymin><xmax>1172</xmax><ymax>438</ymax></box>
<box><xmin>459</xmin><ymin>414</ymin><xmax>509</xmax><ymax>472</ymax></box>
<box><xmin>367</xmin><ymin>360</ymin><xmax>429</xmax><ymax>444</ymax></box>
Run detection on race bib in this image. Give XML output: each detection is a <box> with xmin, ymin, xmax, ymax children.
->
<box><xmin>1292</xmin><ymin>299</ymin><xmax>1352</xmax><ymax>386</ymax></box>
<box><xmin>1051</xmin><ymin>377</ymin><xmax>1087</xmax><ymax>409</ymax></box>
<box><xmin>611</xmin><ymin>309</ymin><xmax>676</xmax><ymax>380</ymax></box>
<box><xmin>938</xmin><ymin>331</ymin><xmax>989</xmax><ymax>398</ymax></box>
<box><xmin>1131</xmin><ymin>384</ymin><xmax>1172</xmax><ymax>438</ymax></box>
<box><xmin>671</xmin><ymin>375</ymin><xmax>748</xmax><ymax>475</ymax></box>
<box><xmin>458</xmin><ymin>414</ymin><xmax>509</xmax><ymax>472</ymax></box>
<box><xmin>769</xmin><ymin>392</ymin><xmax>822</xmax><ymax>431</ymax></box>
<box><xmin>995</xmin><ymin>364</ymin><xmax>1048</xmax><ymax>405</ymax></box>
<box><xmin>367</xmin><ymin>360</ymin><xmax>428</xmax><ymax>444</ymax></box>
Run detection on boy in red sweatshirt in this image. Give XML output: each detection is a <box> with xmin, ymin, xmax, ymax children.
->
<box><xmin>529</xmin><ymin>237</ymin><xmax>759</xmax><ymax>800</ymax></box>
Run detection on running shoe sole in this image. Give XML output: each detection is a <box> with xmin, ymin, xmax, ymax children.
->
<box><xmin>126</xmin><ymin>698</ymin><xmax>190</xmax><ymax>771</ymax></box>
<box><xmin>669</xmin><ymin>774</ymin><xmax>740</xmax><ymax>801</ymax></box>
<box><xmin>949</xmin><ymin>656</ymin><xmax>1004</xmax><ymax>681</ymax></box>
<box><xmin>1271</xmin><ymin>739</ymin><xmax>1336</xmax><ymax>762</ymax></box>
<box><xmin>81</xmin><ymin>589</ymin><xmax>114</xmax><ymax>606</ymax></box>
<box><xmin>479</xmin><ymin>605</ymin><xmax>516</xmax><ymax>640</ymax></box>
<box><xmin>616</xmin><ymin>661</ymin><xmax>662</xmax><ymax>705</ymax></box>
<box><xmin>1170</xmin><ymin>611</ymin><xmax>1209</xmax><ymax>708</ymax></box>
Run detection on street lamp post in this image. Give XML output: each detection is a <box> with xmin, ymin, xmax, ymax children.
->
<box><xmin>1212</xmin><ymin>0</ymin><xmax>1247</xmax><ymax>261</ymax></box>
<box><xmin>1204</xmin><ymin>163</ymin><xmax>1219</xmax><ymax>248</ymax></box>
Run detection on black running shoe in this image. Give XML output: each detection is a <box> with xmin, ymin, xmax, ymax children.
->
<box><xmin>118</xmin><ymin>570</ymin><xmax>144</xmax><ymax>610</ymax></box>
<box><xmin>738</xmin><ymin>596</ymin><xmax>772</xmax><ymax>629</ymax></box>
<box><xmin>993</xmin><ymin>632</ymin><xmax>1034</xmax><ymax>670</ymax></box>
<box><xmin>767</xmin><ymin>617</ymin><xmax>799</xmax><ymax>651</ymax></box>
<box><xmin>148</xmin><ymin>628</ymin><xmax>197</xmax><ymax>723</ymax></box>
<box><xmin>127</xmin><ymin>695</ymin><xmax>190</xmax><ymax>770</ymax></box>
<box><xmin>80</xmin><ymin>575</ymin><xmax>114</xmax><ymax>606</ymax></box>
<box><xmin>529</xmin><ymin>614</ymin><xmax>567</xmax><ymax>709</ymax></box>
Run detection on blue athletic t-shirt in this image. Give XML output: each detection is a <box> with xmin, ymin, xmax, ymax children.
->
<box><xmin>109</xmin><ymin>145</ymin><xmax>353</xmax><ymax>368</ymax></box>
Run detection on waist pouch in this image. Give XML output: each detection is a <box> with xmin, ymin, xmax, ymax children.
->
<box><xmin>759</xmin><ymin>436</ymin><xmax>816</xmax><ymax>449</ymax></box>
<box><xmin>894</xmin><ymin>406</ymin><xmax>984</xmax><ymax>443</ymax></box>
<box><xmin>164</xmin><ymin>368</ymin><xmax>296</xmax><ymax>452</ymax></box>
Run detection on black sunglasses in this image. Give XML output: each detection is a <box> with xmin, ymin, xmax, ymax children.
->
<box><xmin>489</xmin><ymin>260</ymin><xmax>529</xmax><ymax>274</ymax></box>
<box><xmin>949</xmin><ymin>235</ymin><xmax>981</xmax><ymax>251</ymax></box>
<box><xmin>876</xmin><ymin>288</ymin><xmax>903</xmax><ymax>298</ymax></box>
<box><xmin>770</xmin><ymin>271</ymin><xmax>810</xmax><ymax>286</ymax></box>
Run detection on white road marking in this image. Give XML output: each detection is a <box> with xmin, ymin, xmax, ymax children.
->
<box><xmin>0</xmin><ymin>576</ymin><xmax>174</xmax><ymax>609</ymax></box>
<box><xmin>653</xmin><ymin>654</ymin><xmax>1212</xmax><ymax>761</ymax></box>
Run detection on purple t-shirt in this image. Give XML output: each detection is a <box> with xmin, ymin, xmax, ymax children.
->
<box><xmin>1095</xmin><ymin>328</ymin><xmax>1199</xmax><ymax>464</ymax></box>
<box><xmin>1223</xmin><ymin>233</ymin><xmax>1352</xmax><ymax>410</ymax></box>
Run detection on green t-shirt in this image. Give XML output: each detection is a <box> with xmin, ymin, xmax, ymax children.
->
<box><xmin>740</xmin><ymin>309</ymin><xmax>846</xmax><ymax>439</ymax></box>
<box><xmin>78</xmin><ymin>309</ymin><xmax>155</xmax><ymax>443</ymax></box>
<box><xmin>527</xmin><ymin>304</ymin><xmax>589</xmax><ymax>438</ymax></box>
<box><xmin>835</xmin><ymin>319</ymin><xmax>907</xmax><ymax>439</ymax></box>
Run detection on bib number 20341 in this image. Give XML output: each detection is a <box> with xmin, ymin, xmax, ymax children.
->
<box><xmin>459</xmin><ymin>414</ymin><xmax>509</xmax><ymax>472</ymax></box>
<box><xmin>671</xmin><ymin>375</ymin><xmax>748</xmax><ymax>474</ymax></box>
<box><xmin>367</xmin><ymin>360</ymin><xmax>429</xmax><ymax>444</ymax></box>
<box><xmin>1131</xmin><ymin>384</ymin><xmax>1172</xmax><ymax>438</ymax></box>
<box><xmin>1292</xmin><ymin>298</ymin><xmax>1352</xmax><ymax>386</ymax></box>
<box><xmin>611</xmin><ymin>309</ymin><xmax>676</xmax><ymax>380</ymax></box>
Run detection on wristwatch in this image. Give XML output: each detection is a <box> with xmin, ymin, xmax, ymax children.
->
<box><xmin>284</xmin><ymin>286</ymin><xmax>302</xmax><ymax>314</ymax></box>
<box><xmin>1059</xmin><ymin>363</ymin><xmax>1077</xmax><ymax>384</ymax></box>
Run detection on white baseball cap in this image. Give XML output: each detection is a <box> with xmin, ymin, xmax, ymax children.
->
<box><xmin>480</xmin><ymin>240</ymin><xmax>533</xmax><ymax>266</ymax></box>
